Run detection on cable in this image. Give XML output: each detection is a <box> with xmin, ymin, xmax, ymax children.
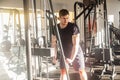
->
<box><xmin>49</xmin><ymin>0</ymin><xmax>70</xmax><ymax>80</ymax></box>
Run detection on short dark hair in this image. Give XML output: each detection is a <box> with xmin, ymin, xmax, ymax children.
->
<box><xmin>59</xmin><ymin>9</ymin><xmax>69</xmax><ymax>17</ymax></box>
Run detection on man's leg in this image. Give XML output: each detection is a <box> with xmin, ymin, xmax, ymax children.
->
<box><xmin>60</xmin><ymin>68</ymin><xmax>67</xmax><ymax>80</ymax></box>
<box><xmin>79</xmin><ymin>69</ymin><xmax>88</xmax><ymax>80</ymax></box>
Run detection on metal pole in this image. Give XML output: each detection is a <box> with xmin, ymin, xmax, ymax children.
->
<box><xmin>17</xmin><ymin>11</ymin><xmax>22</xmax><ymax>39</ymax></box>
<box><xmin>43</xmin><ymin>0</ymin><xmax>48</xmax><ymax>48</ymax></box>
<box><xmin>32</xmin><ymin>0</ymin><xmax>38</xmax><ymax>39</ymax></box>
<box><xmin>119</xmin><ymin>11</ymin><xmax>120</xmax><ymax>29</ymax></box>
<box><xmin>23</xmin><ymin>0</ymin><xmax>32</xmax><ymax>80</ymax></box>
<box><xmin>103</xmin><ymin>0</ymin><xmax>108</xmax><ymax>48</ymax></box>
<box><xmin>49</xmin><ymin>0</ymin><xmax>70</xmax><ymax>80</ymax></box>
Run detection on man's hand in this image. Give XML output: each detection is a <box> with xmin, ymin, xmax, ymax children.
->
<box><xmin>66</xmin><ymin>58</ymin><xmax>73</xmax><ymax>64</ymax></box>
<box><xmin>52</xmin><ymin>57</ymin><xmax>58</xmax><ymax>65</ymax></box>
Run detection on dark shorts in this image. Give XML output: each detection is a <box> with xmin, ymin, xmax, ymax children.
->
<box><xmin>60</xmin><ymin>47</ymin><xmax>85</xmax><ymax>71</ymax></box>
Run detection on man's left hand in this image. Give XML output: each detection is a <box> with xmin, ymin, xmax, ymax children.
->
<box><xmin>66</xmin><ymin>58</ymin><xmax>73</xmax><ymax>64</ymax></box>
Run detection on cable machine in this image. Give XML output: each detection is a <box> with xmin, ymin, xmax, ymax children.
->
<box><xmin>0</xmin><ymin>7</ymin><xmax>27</xmax><ymax>80</ymax></box>
<box><xmin>74</xmin><ymin>0</ymin><xmax>116</xmax><ymax>80</ymax></box>
<box><xmin>23</xmin><ymin>0</ymin><xmax>58</xmax><ymax>80</ymax></box>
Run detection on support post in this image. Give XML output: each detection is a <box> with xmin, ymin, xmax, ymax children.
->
<box><xmin>23</xmin><ymin>0</ymin><xmax>32</xmax><ymax>80</ymax></box>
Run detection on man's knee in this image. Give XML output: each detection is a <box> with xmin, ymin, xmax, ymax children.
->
<box><xmin>79</xmin><ymin>69</ymin><xmax>88</xmax><ymax>80</ymax></box>
<box><xmin>79</xmin><ymin>69</ymin><xmax>86</xmax><ymax>74</ymax></box>
<box><xmin>61</xmin><ymin>69</ymin><xmax>66</xmax><ymax>74</ymax></box>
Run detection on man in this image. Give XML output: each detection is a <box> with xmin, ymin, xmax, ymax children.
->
<box><xmin>51</xmin><ymin>9</ymin><xmax>87</xmax><ymax>80</ymax></box>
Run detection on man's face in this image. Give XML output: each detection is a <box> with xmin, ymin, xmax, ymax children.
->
<box><xmin>59</xmin><ymin>15</ymin><xmax>69</xmax><ymax>25</ymax></box>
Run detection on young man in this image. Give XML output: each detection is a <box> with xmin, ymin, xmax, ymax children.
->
<box><xmin>51</xmin><ymin>9</ymin><xmax>87</xmax><ymax>80</ymax></box>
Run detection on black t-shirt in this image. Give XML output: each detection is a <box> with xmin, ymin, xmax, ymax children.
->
<box><xmin>52</xmin><ymin>22</ymin><xmax>80</xmax><ymax>58</ymax></box>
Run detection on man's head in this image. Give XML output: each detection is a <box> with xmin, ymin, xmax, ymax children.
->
<box><xmin>59</xmin><ymin>9</ymin><xmax>69</xmax><ymax>17</ymax></box>
<box><xmin>59</xmin><ymin>9</ymin><xmax>70</xmax><ymax>26</ymax></box>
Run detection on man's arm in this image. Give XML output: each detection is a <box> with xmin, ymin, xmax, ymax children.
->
<box><xmin>51</xmin><ymin>35</ymin><xmax>57</xmax><ymax>63</ymax></box>
<box><xmin>66</xmin><ymin>33</ymin><xmax>80</xmax><ymax>63</ymax></box>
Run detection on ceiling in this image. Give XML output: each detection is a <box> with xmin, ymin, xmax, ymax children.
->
<box><xmin>0</xmin><ymin>0</ymin><xmax>120</xmax><ymax>12</ymax></box>
<box><xmin>52</xmin><ymin>0</ymin><xmax>80</xmax><ymax>11</ymax></box>
<box><xmin>0</xmin><ymin>0</ymin><xmax>81</xmax><ymax>12</ymax></box>
<box><xmin>0</xmin><ymin>0</ymin><xmax>120</xmax><ymax>27</ymax></box>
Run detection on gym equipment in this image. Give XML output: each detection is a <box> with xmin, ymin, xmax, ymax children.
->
<box><xmin>110</xmin><ymin>25</ymin><xmax>120</xmax><ymax>41</ymax></box>
<box><xmin>0</xmin><ymin>36</ymin><xmax>11</xmax><ymax>52</ymax></box>
<box><xmin>74</xmin><ymin>1</ymin><xmax>117</xmax><ymax>80</ymax></box>
<box><xmin>119</xmin><ymin>11</ymin><xmax>120</xmax><ymax>29</ymax></box>
<box><xmin>23</xmin><ymin>0</ymin><xmax>33</xmax><ymax>80</ymax></box>
<box><xmin>32</xmin><ymin>48</ymin><xmax>55</xmax><ymax>79</ymax></box>
<box><xmin>109</xmin><ymin>24</ymin><xmax>120</xmax><ymax>66</ymax></box>
<box><xmin>49</xmin><ymin>0</ymin><xmax>70</xmax><ymax>80</ymax></box>
<box><xmin>93</xmin><ymin>48</ymin><xmax>116</xmax><ymax>80</ymax></box>
<box><xmin>32</xmin><ymin>48</ymin><xmax>55</xmax><ymax>57</ymax></box>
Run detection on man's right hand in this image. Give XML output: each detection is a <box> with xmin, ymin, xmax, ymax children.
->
<box><xmin>52</xmin><ymin>57</ymin><xmax>58</xmax><ymax>65</ymax></box>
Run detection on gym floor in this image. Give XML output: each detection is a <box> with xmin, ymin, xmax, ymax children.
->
<box><xmin>0</xmin><ymin>46</ymin><xmax>120</xmax><ymax>80</ymax></box>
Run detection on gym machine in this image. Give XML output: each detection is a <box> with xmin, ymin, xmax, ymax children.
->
<box><xmin>23</xmin><ymin>0</ymin><xmax>68</xmax><ymax>80</ymax></box>
<box><xmin>74</xmin><ymin>0</ymin><xmax>116</xmax><ymax>80</ymax></box>
<box><xmin>0</xmin><ymin>8</ymin><xmax>22</xmax><ymax>51</ymax></box>
<box><xmin>109</xmin><ymin>24</ymin><xmax>120</xmax><ymax>65</ymax></box>
<box><xmin>0</xmin><ymin>8</ymin><xmax>26</xmax><ymax>80</ymax></box>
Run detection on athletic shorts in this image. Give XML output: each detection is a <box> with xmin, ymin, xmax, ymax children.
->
<box><xmin>60</xmin><ymin>47</ymin><xmax>85</xmax><ymax>71</ymax></box>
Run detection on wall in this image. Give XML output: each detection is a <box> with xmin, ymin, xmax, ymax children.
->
<box><xmin>107</xmin><ymin>0</ymin><xmax>120</xmax><ymax>28</ymax></box>
<box><xmin>0</xmin><ymin>0</ymin><xmax>120</xmax><ymax>28</ymax></box>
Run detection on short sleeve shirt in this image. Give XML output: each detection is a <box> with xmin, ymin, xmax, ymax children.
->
<box><xmin>52</xmin><ymin>22</ymin><xmax>80</xmax><ymax>58</ymax></box>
